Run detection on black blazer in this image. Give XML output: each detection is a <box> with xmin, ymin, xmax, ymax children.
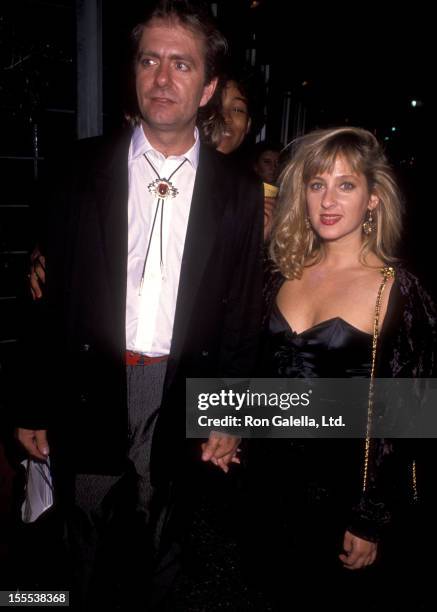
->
<box><xmin>18</xmin><ymin>129</ymin><xmax>264</xmax><ymax>481</ymax></box>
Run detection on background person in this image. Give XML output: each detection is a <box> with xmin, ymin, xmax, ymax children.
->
<box><xmin>251</xmin><ymin>140</ymin><xmax>281</xmax><ymax>240</ymax></box>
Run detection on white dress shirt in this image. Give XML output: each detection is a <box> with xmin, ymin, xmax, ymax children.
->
<box><xmin>126</xmin><ymin>125</ymin><xmax>199</xmax><ymax>356</ymax></box>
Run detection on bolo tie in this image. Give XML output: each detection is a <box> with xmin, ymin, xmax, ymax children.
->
<box><xmin>139</xmin><ymin>153</ymin><xmax>188</xmax><ymax>295</ymax></box>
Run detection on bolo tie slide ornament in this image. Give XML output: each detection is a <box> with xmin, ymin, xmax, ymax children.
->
<box><xmin>139</xmin><ymin>154</ymin><xmax>188</xmax><ymax>295</ymax></box>
<box><xmin>147</xmin><ymin>177</ymin><xmax>179</xmax><ymax>200</ymax></box>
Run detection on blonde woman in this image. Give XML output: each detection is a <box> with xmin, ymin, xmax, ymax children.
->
<box><xmin>246</xmin><ymin>127</ymin><xmax>436</xmax><ymax>610</ymax></box>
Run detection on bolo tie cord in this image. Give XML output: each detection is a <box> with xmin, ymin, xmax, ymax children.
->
<box><xmin>139</xmin><ymin>155</ymin><xmax>188</xmax><ymax>295</ymax></box>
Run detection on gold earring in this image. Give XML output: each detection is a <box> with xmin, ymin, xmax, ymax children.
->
<box><xmin>362</xmin><ymin>209</ymin><xmax>375</xmax><ymax>235</ymax></box>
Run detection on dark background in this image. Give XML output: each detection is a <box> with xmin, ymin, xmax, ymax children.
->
<box><xmin>0</xmin><ymin>1</ymin><xmax>432</xmax><ymax>408</ymax></box>
<box><xmin>0</xmin><ymin>0</ymin><xmax>432</xmax><ymax>599</ymax></box>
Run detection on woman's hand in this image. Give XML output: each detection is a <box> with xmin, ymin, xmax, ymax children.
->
<box><xmin>339</xmin><ymin>530</ymin><xmax>377</xmax><ymax>570</ymax></box>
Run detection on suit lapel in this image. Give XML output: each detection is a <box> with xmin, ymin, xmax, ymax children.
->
<box><xmin>166</xmin><ymin>146</ymin><xmax>227</xmax><ymax>386</ymax></box>
<box><xmin>94</xmin><ymin>130</ymin><xmax>131</xmax><ymax>330</ymax></box>
<box><xmin>93</xmin><ymin>136</ymin><xmax>226</xmax><ymax>377</ymax></box>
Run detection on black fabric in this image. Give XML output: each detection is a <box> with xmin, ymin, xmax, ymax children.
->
<box><xmin>14</xmin><ymin>130</ymin><xmax>264</xmax><ymax>484</ymax></box>
<box><xmin>261</xmin><ymin>258</ymin><xmax>437</xmax><ymax>531</ymax></box>
<box><xmin>264</xmin><ymin>308</ymin><xmax>393</xmax><ymax>540</ymax></box>
<box><xmin>242</xmin><ymin>257</ymin><xmax>437</xmax><ymax>610</ymax></box>
<box><xmin>269</xmin><ymin>306</ymin><xmax>372</xmax><ymax>377</ymax></box>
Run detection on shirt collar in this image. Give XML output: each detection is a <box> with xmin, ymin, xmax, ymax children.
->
<box><xmin>130</xmin><ymin>124</ymin><xmax>200</xmax><ymax>170</ymax></box>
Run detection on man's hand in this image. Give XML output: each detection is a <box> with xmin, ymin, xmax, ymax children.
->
<box><xmin>339</xmin><ymin>530</ymin><xmax>377</xmax><ymax>570</ymax></box>
<box><xmin>16</xmin><ymin>428</ymin><xmax>49</xmax><ymax>461</ymax></box>
<box><xmin>29</xmin><ymin>248</ymin><xmax>46</xmax><ymax>300</ymax></box>
<box><xmin>201</xmin><ymin>432</ymin><xmax>241</xmax><ymax>473</ymax></box>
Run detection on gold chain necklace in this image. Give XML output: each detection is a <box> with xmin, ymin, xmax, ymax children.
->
<box><xmin>362</xmin><ymin>265</ymin><xmax>419</xmax><ymax>501</ymax></box>
<box><xmin>362</xmin><ymin>265</ymin><xmax>395</xmax><ymax>492</ymax></box>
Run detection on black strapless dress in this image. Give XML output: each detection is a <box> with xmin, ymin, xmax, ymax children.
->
<box><xmin>268</xmin><ymin>302</ymin><xmax>372</xmax><ymax>378</ymax></box>
<box><xmin>266</xmin><ymin>303</ymin><xmax>373</xmax><ymax>509</ymax></box>
<box><xmin>242</xmin><ymin>308</ymin><xmax>385</xmax><ymax>610</ymax></box>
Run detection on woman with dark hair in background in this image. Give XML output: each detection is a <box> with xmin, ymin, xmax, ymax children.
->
<box><xmin>199</xmin><ymin>75</ymin><xmax>279</xmax><ymax>240</ymax></box>
<box><xmin>199</xmin><ymin>74</ymin><xmax>252</xmax><ymax>155</ymax></box>
<box><xmin>245</xmin><ymin>126</ymin><xmax>436</xmax><ymax>610</ymax></box>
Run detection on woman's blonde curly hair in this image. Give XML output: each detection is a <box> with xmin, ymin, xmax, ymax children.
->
<box><xmin>270</xmin><ymin>127</ymin><xmax>403</xmax><ymax>279</ymax></box>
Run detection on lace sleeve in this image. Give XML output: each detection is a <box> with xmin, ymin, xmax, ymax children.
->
<box><xmin>347</xmin><ymin>438</ymin><xmax>396</xmax><ymax>542</ymax></box>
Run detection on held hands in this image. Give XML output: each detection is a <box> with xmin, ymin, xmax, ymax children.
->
<box><xmin>201</xmin><ymin>432</ymin><xmax>241</xmax><ymax>474</ymax></box>
<box><xmin>29</xmin><ymin>248</ymin><xmax>46</xmax><ymax>300</ymax></box>
<box><xmin>339</xmin><ymin>530</ymin><xmax>377</xmax><ymax>570</ymax></box>
<box><xmin>16</xmin><ymin>428</ymin><xmax>50</xmax><ymax>461</ymax></box>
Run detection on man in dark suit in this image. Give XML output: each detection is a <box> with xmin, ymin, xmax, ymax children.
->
<box><xmin>16</xmin><ymin>0</ymin><xmax>263</xmax><ymax>609</ymax></box>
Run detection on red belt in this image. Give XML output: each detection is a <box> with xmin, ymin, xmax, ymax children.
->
<box><xmin>125</xmin><ymin>351</ymin><xmax>169</xmax><ymax>366</ymax></box>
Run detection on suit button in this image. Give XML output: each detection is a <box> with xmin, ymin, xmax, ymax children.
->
<box><xmin>201</xmin><ymin>350</ymin><xmax>209</xmax><ymax>357</ymax></box>
<box><xmin>81</xmin><ymin>343</ymin><xmax>90</xmax><ymax>352</ymax></box>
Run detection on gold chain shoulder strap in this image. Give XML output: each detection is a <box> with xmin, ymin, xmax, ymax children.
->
<box><xmin>362</xmin><ymin>266</ymin><xmax>395</xmax><ymax>493</ymax></box>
